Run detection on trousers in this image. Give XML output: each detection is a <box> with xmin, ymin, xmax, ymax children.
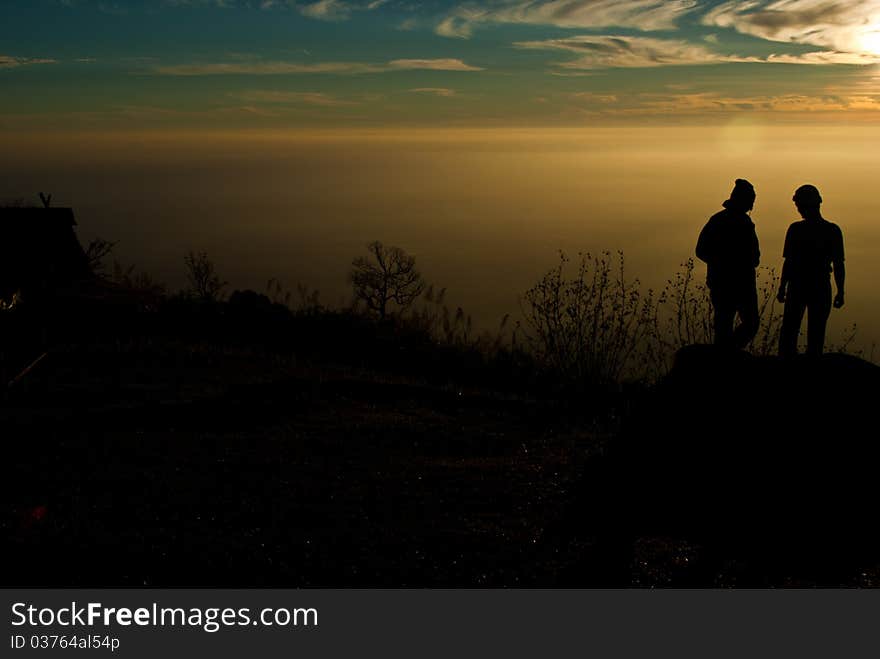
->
<box><xmin>779</xmin><ymin>278</ymin><xmax>832</xmax><ymax>357</ymax></box>
<box><xmin>710</xmin><ymin>282</ymin><xmax>759</xmax><ymax>350</ymax></box>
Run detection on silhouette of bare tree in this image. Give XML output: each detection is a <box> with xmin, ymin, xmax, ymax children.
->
<box><xmin>350</xmin><ymin>241</ymin><xmax>424</xmax><ymax>319</ymax></box>
<box><xmin>84</xmin><ymin>237</ymin><xmax>117</xmax><ymax>275</ymax></box>
<box><xmin>184</xmin><ymin>250</ymin><xmax>227</xmax><ymax>302</ymax></box>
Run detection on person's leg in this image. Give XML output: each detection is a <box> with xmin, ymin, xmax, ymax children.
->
<box><xmin>779</xmin><ymin>286</ymin><xmax>807</xmax><ymax>357</ymax></box>
<box><xmin>733</xmin><ymin>283</ymin><xmax>760</xmax><ymax>351</ymax></box>
<box><xmin>805</xmin><ymin>279</ymin><xmax>832</xmax><ymax>357</ymax></box>
<box><xmin>711</xmin><ymin>288</ymin><xmax>735</xmax><ymax>347</ymax></box>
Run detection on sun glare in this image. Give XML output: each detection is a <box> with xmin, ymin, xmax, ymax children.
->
<box><xmin>858</xmin><ymin>29</ymin><xmax>880</xmax><ymax>56</ymax></box>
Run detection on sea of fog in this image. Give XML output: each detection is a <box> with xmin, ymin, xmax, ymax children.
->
<box><xmin>3</xmin><ymin>126</ymin><xmax>878</xmax><ymax>354</ymax></box>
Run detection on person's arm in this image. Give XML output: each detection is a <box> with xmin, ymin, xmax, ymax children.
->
<box><xmin>833</xmin><ymin>261</ymin><xmax>845</xmax><ymax>308</ymax></box>
<box><xmin>777</xmin><ymin>225</ymin><xmax>792</xmax><ymax>303</ymax></box>
<box><xmin>777</xmin><ymin>258</ymin><xmax>790</xmax><ymax>303</ymax></box>
<box><xmin>752</xmin><ymin>225</ymin><xmax>760</xmax><ymax>268</ymax></box>
<box><xmin>833</xmin><ymin>225</ymin><xmax>845</xmax><ymax>308</ymax></box>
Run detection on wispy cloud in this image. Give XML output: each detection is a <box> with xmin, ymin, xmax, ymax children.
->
<box><xmin>702</xmin><ymin>0</ymin><xmax>880</xmax><ymax>55</ymax></box>
<box><xmin>115</xmin><ymin>103</ymin><xmax>280</xmax><ymax>118</ymax></box>
<box><xmin>160</xmin><ymin>0</ymin><xmax>388</xmax><ymax>18</ymax></box>
<box><xmin>391</xmin><ymin>59</ymin><xmax>482</xmax><ymax>71</ymax></box>
<box><xmin>617</xmin><ymin>92</ymin><xmax>880</xmax><ymax>114</ymax></box>
<box><xmin>299</xmin><ymin>0</ymin><xmax>351</xmax><ymax>20</ymax></box>
<box><xmin>57</xmin><ymin>0</ymin><xmax>134</xmax><ymax>13</ymax></box>
<box><xmin>0</xmin><ymin>55</ymin><xmax>57</xmax><ymax>69</ymax></box>
<box><xmin>515</xmin><ymin>35</ymin><xmax>741</xmax><ymax>68</ymax></box>
<box><xmin>569</xmin><ymin>91</ymin><xmax>618</xmax><ymax>103</ymax></box>
<box><xmin>409</xmin><ymin>87</ymin><xmax>457</xmax><ymax>96</ymax></box>
<box><xmin>515</xmin><ymin>34</ymin><xmax>880</xmax><ymax>68</ymax></box>
<box><xmin>762</xmin><ymin>51</ymin><xmax>880</xmax><ymax>65</ymax></box>
<box><xmin>161</xmin><ymin>1</ymin><xmax>238</xmax><ymax>7</ymax></box>
<box><xmin>436</xmin><ymin>0</ymin><xmax>698</xmax><ymax>39</ymax></box>
<box><xmin>233</xmin><ymin>90</ymin><xmax>361</xmax><ymax>105</ymax></box>
<box><xmin>397</xmin><ymin>17</ymin><xmax>419</xmax><ymax>31</ymax></box>
<box><xmin>298</xmin><ymin>0</ymin><xmax>391</xmax><ymax>21</ymax></box>
<box><xmin>551</xmin><ymin>84</ymin><xmax>880</xmax><ymax>116</ymax></box>
<box><xmin>154</xmin><ymin>58</ymin><xmax>484</xmax><ymax>75</ymax></box>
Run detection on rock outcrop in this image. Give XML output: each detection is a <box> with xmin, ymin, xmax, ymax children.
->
<box><xmin>613</xmin><ymin>345</ymin><xmax>880</xmax><ymax>556</ymax></box>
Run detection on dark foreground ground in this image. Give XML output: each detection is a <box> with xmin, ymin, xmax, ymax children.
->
<box><xmin>3</xmin><ymin>337</ymin><xmax>879</xmax><ymax>587</ymax></box>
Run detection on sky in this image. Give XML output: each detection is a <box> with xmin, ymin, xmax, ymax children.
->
<box><xmin>2</xmin><ymin>1</ymin><xmax>879</xmax><ymax>351</ymax></box>
<box><xmin>3</xmin><ymin>0</ymin><xmax>880</xmax><ymax>129</ymax></box>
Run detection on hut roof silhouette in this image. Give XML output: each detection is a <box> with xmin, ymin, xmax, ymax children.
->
<box><xmin>0</xmin><ymin>206</ymin><xmax>92</xmax><ymax>301</ymax></box>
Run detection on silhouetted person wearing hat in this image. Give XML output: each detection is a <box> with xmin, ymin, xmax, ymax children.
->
<box><xmin>777</xmin><ymin>185</ymin><xmax>845</xmax><ymax>357</ymax></box>
<box><xmin>696</xmin><ymin>179</ymin><xmax>761</xmax><ymax>350</ymax></box>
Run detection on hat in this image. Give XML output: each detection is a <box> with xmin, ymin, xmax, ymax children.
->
<box><xmin>730</xmin><ymin>178</ymin><xmax>755</xmax><ymax>201</ymax></box>
<box><xmin>722</xmin><ymin>178</ymin><xmax>755</xmax><ymax>210</ymax></box>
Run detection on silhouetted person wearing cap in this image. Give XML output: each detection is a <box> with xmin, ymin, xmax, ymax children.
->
<box><xmin>777</xmin><ymin>185</ymin><xmax>845</xmax><ymax>357</ymax></box>
<box><xmin>696</xmin><ymin>179</ymin><xmax>761</xmax><ymax>350</ymax></box>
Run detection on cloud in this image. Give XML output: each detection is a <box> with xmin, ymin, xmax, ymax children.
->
<box><xmin>389</xmin><ymin>58</ymin><xmax>482</xmax><ymax>71</ymax></box>
<box><xmin>514</xmin><ymin>34</ymin><xmax>880</xmax><ymax>68</ymax></box>
<box><xmin>515</xmin><ymin>35</ymin><xmax>744</xmax><ymax>68</ymax></box>
<box><xmin>763</xmin><ymin>51</ymin><xmax>880</xmax><ymax>65</ymax></box>
<box><xmin>156</xmin><ymin>62</ymin><xmax>372</xmax><ymax>75</ymax></box>
<box><xmin>155</xmin><ymin>58</ymin><xmax>483</xmax><ymax>75</ymax></box>
<box><xmin>409</xmin><ymin>87</ymin><xmax>457</xmax><ymax>96</ymax></box>
<box><xmin>437</xmin><ymin>0</ymin><xmax>880</xmax><ymax>69</ymax></box>
<box><xmin>0</xmin><ymin>55</ymin><xmax>57</xmax><ymax>69</ymax></box>
<box><xmin>569</xmin><ymin>91</ymin><xmax>618</xmax><ymax>102</ymax></box>
<box><xmin>436</xmin><ymin>0</ymin><xmax>698</xmax><ymax>39</ymax></box>
<box><xmin>702</xmin><ymin>0</ymin><xmax>880</xmax><ymax>55</ymax></box>
<box><xmin>619</xmin><ymin>92</ymin><xmax>880</xmax><ymax>114</ymax></box>
<box><xmin>108</xmin><ymin>104</ymin><xmax>282</xmax><ymax>120</ymax></box>
<box><xmin>162</xmin><ymin>1</ymin><xmax>237</xmax><ymax>6</ymax></box>
<box><xmin>299</xmin><ymin>0</ymin><xmax>350</xmax><ymax>20</ymax></box>
<box><xmin>436</xmin><ymin>16</ymin><xmax>475</xmax><ymax>39</ymax></box>
<box><xmin>554</xmin><ymin>87</ymin><xmax>880</xmax><ymax>115</ymax></box>
<box><xmin>298</xmin><ymin>0</ymin><xmax>391</xmax><ymax>21</ymax></box>
<box><xmin>234</xmin><ymin>90</ymin><xmax>360</xmax><ymax>105</ymax></box>
<box><xmin>825</xmin><ymin>74</ymin><xmax>880</xmax><ymax>94</ymax></box>
<box><xmin>398</xmin><ymin>17</ymin><xmax>419</xmax><ymax>30</ymax></box>
<box><xmin>161</xmin><ymin>0</ymin><xmax>388</xmax><ymax>16</ymax></box>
